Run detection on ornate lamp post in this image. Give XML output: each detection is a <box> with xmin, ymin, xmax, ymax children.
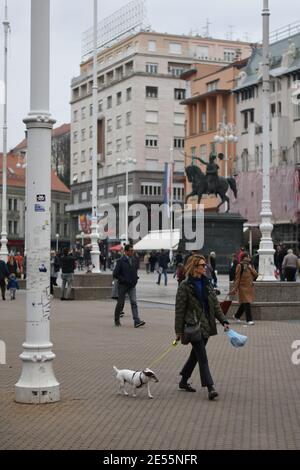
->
<box><xmin>214</xmin><ymin>121</ymin><xmax>238</xmax><ymax>178</ymax></box>
<box><xmin>15</xmin><ymin>0</ymin><xmax>60</xmax><ymax>404</ymax></box>
<box><xmin>0</xmin><ymin>1</ymin><xmax>10</xmax><ymax>261</ymax></box>
<box><xmin>257</xmin><ymin>0</ymin><xmax>276</xmax><ymax>281</ymax></box>
<box><xmin>16</xmin><ymin>151</ymin><xmax>28</xmax><ymax>255</ymax></box>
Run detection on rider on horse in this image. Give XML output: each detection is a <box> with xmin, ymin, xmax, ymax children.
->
<box><xmin>195</xmin><ymin>152</ymin><xmax>220</xmax><ymax>195</ymax></box>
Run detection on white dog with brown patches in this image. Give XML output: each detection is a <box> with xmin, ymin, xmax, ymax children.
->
<box><xmin>113</xmin><ymin>366</ymin><xmax>159</xmax><ymax>399</ymax></box>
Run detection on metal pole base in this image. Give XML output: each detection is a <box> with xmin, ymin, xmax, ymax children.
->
<box><xmin>15</xmin><ymin>362</ymin><xmax>60</xmax><ymax>404</ymax></box>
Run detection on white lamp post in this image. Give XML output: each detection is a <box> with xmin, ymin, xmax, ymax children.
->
<box><xmin>169</xmin><ymin>146</ymin><xmax>174</xmax><ymax>263</ymax></box>
<box><xmin>16</xmin><ymin>151</ymin><xmax>28</xmax><ymax>256</ymax></box>
<box><xmin>90</xmin><ymin>0</ymin><xmax>100</xmax><ymax>273</ymax></box>
<box><xmin>257</xmin><ymin>0</ymin><xmax>275</xmax><ymax>281</ymax></box>
<box><xmin>15</xmin><ymin>0</ymin><xmax>60</xmax><ymax>404</ymax></box>
<box><xmin>55</xmin><ymin>233</ymin><xmax>59</xmax><ymax>252</ymax></box>
<box><xmin>0</xmin><ymin>1</ymin><xmax>10</xmax><ymax>261</ymax></box>
<box><xmin>214</xmin><ymin>120</ymin><xmax>238</xmax><ymax>178</ymax></box>
<box><xmin>117</xmin><ymin>156</ymin><xmax>137</xmax><ymax>244</ymax></box>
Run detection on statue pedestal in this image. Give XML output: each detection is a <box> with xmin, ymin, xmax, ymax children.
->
<box><xmin>180</xmin><ymin>211</ymin><xmax>246</xmax><ymax>273</ymax></box>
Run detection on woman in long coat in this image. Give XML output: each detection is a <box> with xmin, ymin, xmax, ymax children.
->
<box><xmin>175</xmin><ymin>254</ymin><xmax>230</xmax><ymax>400</ymax></box>
<box><xmin>230</xmin><ymin>252</ymin><xmax>258</xmax><ymax>325</ymax></box>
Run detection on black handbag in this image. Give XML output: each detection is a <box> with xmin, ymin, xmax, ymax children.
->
<box><xmin>181</xmin><ymin>323</ymin><xmax>202</xmax><ymax>344</ymax></box>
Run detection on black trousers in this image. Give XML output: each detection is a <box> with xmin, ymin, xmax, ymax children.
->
<box><xmin>235</xmin><ymin>302</ymin><xmax>252</xmax><ymax>322</ymax></box>
<box><xmin>0</xmin><ymin>280</ymin><xmax>6</xmax><ymax>300</ymax></box>
<box><xmin>180</xmin><ymin>337</ymin><xmax>214</xmax><ymax>388</ymax></box>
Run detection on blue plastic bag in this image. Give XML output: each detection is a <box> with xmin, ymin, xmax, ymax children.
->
<box><xmin>226</xmin><ymin>329</ymin><xmax>248</xmax><ymax>348</ymax></box>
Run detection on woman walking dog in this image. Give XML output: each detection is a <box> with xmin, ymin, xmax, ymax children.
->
<box><xmin>175</xmin><ymin>254</ymin><xmax>230</xmax><ymax>400</ymax></box>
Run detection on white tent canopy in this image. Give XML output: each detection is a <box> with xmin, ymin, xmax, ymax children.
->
<box><xmin>133</xmin><ymin>229</ymin><xmax>180</xmax><ymax>251</ymax></box>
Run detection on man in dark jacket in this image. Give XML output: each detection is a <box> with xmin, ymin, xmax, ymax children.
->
<box><xmin>0</xmin><ymin>259</ymin><xmax>10</xmax><ymax>300</ymax></box>
<box><xmin>60</xmin><ymin>247</ymin><xmax>76</xmax><ymax>300</ymax></box>
<box><xmin>156</xmin><ymin>249</ymin><xmax>170</xmax><ymax>286</ymax></box>
<box><xmin>113</xmin><ymin>244</ymin><xmax>145</xmax><ymax>328</ymax></box>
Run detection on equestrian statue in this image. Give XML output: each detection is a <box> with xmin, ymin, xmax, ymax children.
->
<box><xmin>185</xmin><ymin>152</ymin><xmax>237</xmax><ymax>212</ymax></box>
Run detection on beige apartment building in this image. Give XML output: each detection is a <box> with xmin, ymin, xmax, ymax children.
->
<box><xmin>68</xmin><ymin>30</ymin><xmax>252</xmax><ymax>241</ymax></box>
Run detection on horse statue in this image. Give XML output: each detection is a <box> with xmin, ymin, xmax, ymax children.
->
<box><xmin>185</xmin><ymin>164</ymin><xmax>237</xmax><ymax>212</ymax></box>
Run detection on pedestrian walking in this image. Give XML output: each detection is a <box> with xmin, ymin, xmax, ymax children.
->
<box><xmin>229</xmin><ymin>253</ymin><xmax>238</xmax><ymax>282</ymax></box>
<box><xmin>7</xmin><ymin>273</ymin><xmax>19</xmax><ymax>300</ymax></box>
<box><xmin>156</xmin><ymin>249</ymin><xmax>170</xmax><ymax>286</ymax></box>
<box><xmin>7</xmin><ymin>255</ymin><xmax>18</xmax><ymax>277</ymax></box>
<box><xmin>144</xmin><ymin>252</ymin><xmax>150</xmax><ymax>273</ymax></box>
<box><xmin>60</xmin><ymin>247</ymin><xmax>76</xmax><ymax>301</ymax></box>
<box><xmin>175</xmin><ymin>254</ymin><xmax>230</xmax><ymax>400</ymax></box>
<box><xmin>282</xmin><ymin>249</ymin><xmax>298</xmax><ymax>281</ymax></box>
<box><xmin>230</xmin><ymin>252</ymin><xmax>258</xmax><ymax>325</ymax></box>
<box><xmin>113</xmin><ymin>244</ymin><xmax>145</xmax><ymax>328</ymax></box>
<box><xmin>0</xmin><ymin>259</ymin><xmax>10</xmax><ymax>301</ymax></box>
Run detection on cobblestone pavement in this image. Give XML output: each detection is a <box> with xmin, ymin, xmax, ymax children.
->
<box><xmin>1</xmin><ymin>284</ymin><xmax>300</xmax><ymax>450</ymax></box>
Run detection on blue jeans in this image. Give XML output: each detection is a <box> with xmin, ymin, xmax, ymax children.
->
<box><xmin>157</xmin><ymin>269</ymin><xmax>168</xmax><ymax>286</ymax></box>
<box><xmin>114</xmin><ymin>284</ymin><xmax>140</xmax><ymax>325</ymax></box>
<box><xmin>61</xmin><ymin>273</ymin><xmax>74</xmax><ymax>299</ymax></box>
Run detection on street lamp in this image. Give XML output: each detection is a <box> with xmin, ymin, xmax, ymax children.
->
<box><xmin>55</xmin><ymin>233</ymin><xmax>59</xmax><ymax>252</ymax></box>
<box><xmin>16</xmin><ymin>151</ymin><xmax>27</xmax><ymax>256</ymax></box>
<box><xmin>214</xmin><ymin>121</ymin><xmax>238</xmax><ymax>178</ymax></box>
<box><xmin>116</xmin><ymin>156</ymin><xmax>137</xmax><ymax>244</ymax></box>
<box><xmin>0</xmin><ymin>1</ymin><xmax>10</xmax><ymax>261</ymax></box>
<box><xmin>257</xmin><ymin>0</ymin><xmax>275</xmax><ymax>281</ymax></box>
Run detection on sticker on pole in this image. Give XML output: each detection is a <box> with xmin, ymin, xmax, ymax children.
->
<box><xmin>36</xmin><ymin>195</ymin><xmax>46</xmax><ymax>202</ymax></box>
<box><xmin>34</xmin><ymin>204</ymin><xmax>45</xmax><ymax>212</ymax></box>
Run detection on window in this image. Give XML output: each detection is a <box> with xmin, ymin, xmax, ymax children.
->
<box><xmin>81</xmin><ymin>150</ymin><xmax>86</xmax><ymax>162</ymax></box>
<box><xmin>89</xmin><ymin>104</ymin><xmax>93</xmax><ymax>116</ymax></box>
<box><xmin>116</xmin><ymin>66</ymin><xmax>123</xmax><ymax>80</ymax></box>
<box><xmin>146</xmin><ymin>86</ymin><xmax>158</xmax><ymax>98</ymax></box>
<box><xmin>196</xmin><ymin>45</ymin><xmax>209</xmax><ymax>59</ymax></box>
<box><xmin>224</xmin><ymin>49</ymin><xmax>236</xmax><ymax>61</ymax></box>
<box><xmin>169</xmin><ymin>42</ymin><xmax>182</xmax><ymax>54</ymax></box>
<box><xmin>207</xmin><ymin>80</ymin><xmax>219</xmax><ymax>92</ymax></box>
<box><xmin>271</xmin><ymin>103</ymin><xmax>276</xmax><ymax>117</ymax></box>
<box><xmin>141</xmin><ymin>182</ymin><xmax>161</xmax><ymax>194</ymax></box>
<box><xmin>126</xmin><ymin>87</ymin><xmax>132</xmax><ymax>101</ymax></box>
<box><xmin>117</xmin><ymin>91</ymin><xmax>122</xmax><ymax>105</ymax></box>
<box><xmin>73</xmin><ymin>174</ymin><xmax>78</xmax><ymax>183</ymax></box>
<box><xmin>191</xmin><ymin>147</ymin><xmax>196</xmax><ymax>161</ymax></box>
<box><xmin>126</xmin><ymin>136</ymin><xmax>132</xmax><ymax>150</ymax></box>
<box><xmin>125</xmin><ymin>61</ymin><xmax>134</xmax><ymax>75</ymax></box>
<box><xmin>173</xmin><ymin>184</ymin><xmax>184</xmax><ymax>201</ymax></box>
<box><xmin>81</xmin><ymin>107</ymin><xmax>86</xmax><ymax>119</ymax></box>
<box><xmin>8</xmin><ymin>198</ymin><xmax>17</xmax><ymax>211</ymax></box>
<box><xmin>174</xmin><ymin>137</ymin><xmax>184</xmax><ymax>149</ymax></box>
<box><xmin>294</xmin><ymin>95</ymin><xmax>300</xmax><ymax>119</ymax></box>
<box><xmin>174</xmin><ymin>113</ymin><xmax>185</xmax><ymax>125</ymax></box>
<box><xmin>146</xmin><ymin>63</ymin><xmax>158</xmax><ymax>74</ymax></box>
<box><xmin>277</xmin><ymin>78</ymin><xmax>282</xmax><ymax>91</ymax></box>
<box><xmin>81</xmin><ymin>191</ymin><xmax>87</xmax><ymax>201</ymax></box>
<box><xmin>98</xmin><ymin>100</ymin><xmax>103</xmax><ymax>112</ymax></box>
<box><xmin>98</xmin><ymin>188</ymin><xmax>104</xmax><ymax>197</ymax></box>
<box><xmin>73</xmin><ymin>110</ymin><xmax>78</xmax><ymax>122</ymax></box>
<box><xmin>168</xmin><ymin>63</ymin><xmax>189</xmax><ymax>77</ymax></box>
<box><xmin>201</xmin><ymin>112</ymin><xmax>207</xmax><ymax>132</ymax></box>
<box><xmin>116</xmin><ymin>115</ymin><xmax>122</xmax><ymax>129</ymax></box>
<box><xmin>126</xmin><ymin>111</ymin><xmax>132</xmax><ymax>126</ymax></box>
<box><xmin>81</xmin><ymin>172</ymin><xmax>86</xmax><ymax>182</ymax></box>
<box><xmin>107</xmin><ymin>96</ymin><xmax>112</xmax><ymax>109</ymax></box>
<box><xmin>89</xmin><ymin>126</ymin><xmax>93</xmax><ymax>138</ymax></box>
<box><xmin>148</xmin><ymin>40</ymin><xmax>156</xmax><ymax>52</ymax></box>
<box><xmin>278</xmin><ymin>101</ymin><xmax>282</xmax><ymax>116</ymax></box>
<box><xmin>89</xmin><ymin>148</ymin><xmax>93</xmax><ymax>160</ymax></box>
<box><xmin>174</xmin><ymin>160</ymin><xmax>184</xmax><ymax>172</ymax></box>
<box><xmin>145</xmin><ymin>135</ymin><xmax>158</xmax><ymax>148</ymax></box>
<box><xmin>56</xmin><ymin>202</ymin><xmax>60</xmax><ymax>214</ymax></box>
<box><xmin>271</xmin><ymin>80</ymin><xmax>276</xmax><ymax>93</ymax></box>
<box><xmin>117</xmin><ymin>184</ymin><xmax>124</xmax><ymax>196</ymax></box>
<box><xmin>64</xmin><ymin>224</ymin><xmax>68</xmax><ymax>237</ymax></box>
<box><xmin>73</xmin><ymin>152</ymin><xmax>78</xmax><ymax>164</ymax></box>
<box><xmin>241</xmin><ymin>149</ymin><xmax>249</xmax><ymax>172</ymax></box>
<box><xmin>81</xmin><ymin>129</ymin><xmax>86</xmax><ymax>141</ymax></box>
<box><xmin>255</xmin><ymin>145</ymin><xmax>260</xmax><ymax>167</ymax></box>
<box><xmin>200</xmin><ymin>144</ymin><xmax>207</xmax><ymax>160</ymax></box>
<box><xmin>145</xmin><ymin>111</ymin><xmax>158</xmax><ymax>123</ymax></box>
<box><xmin>174</xmin><ymin>88</ymin><xmax>186</xmax><ymax>100</ymax></box>
<box><xmin>107</xmin><ymin>186</ymin><xmax>114</xmax><ymax>195</ymax></box>
<box><xmin>107</xmin><ymin>142</ymin><xmax>112</xmax><ymax>155</ymax></box>
<box><xmin>73</xmin><ymin>131</ymin><xmax>78</xmax><ymax>143</ymax></box>
<box><xmin>116</xmin><ymin>139</ymin><xmax>122</xmax><ymax>153</ymax></box>
<box><xmin>107</xmin><ymin>119</ymin><xmax>112</xmax><ymax>132</ymax></box>
<box><xmin>56</xmin><ymin>223</ymin><xmax>60</xmax><ymax>235</ymax></box>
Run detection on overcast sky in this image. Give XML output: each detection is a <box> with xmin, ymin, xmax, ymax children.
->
<box><xmin>0</xmin><ymin>0</ymin><xmax>299</xmax><ymax>150</ymax></box>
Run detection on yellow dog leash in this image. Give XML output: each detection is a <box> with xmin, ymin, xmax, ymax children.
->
<box><xmin>147</xmin><ymin>340</ymin><xmax>178</xmax><ymax>369</ymax></box>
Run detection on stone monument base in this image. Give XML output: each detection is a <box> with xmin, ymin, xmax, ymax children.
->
<box><xmin>53</xmin><ymin>272</ymin><xmax>112</xmax><ymax>301</ymax></box>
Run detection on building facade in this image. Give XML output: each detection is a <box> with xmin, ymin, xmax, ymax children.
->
<box><xmin>231</xmin><ymin>33</ymin><xmax>300</xmax><ymax>248</ymax></box>
<box><xmin>0</xmin><ymin>152</ymin><xmax>71</xmax><ymax>253</ymax></box>
<box><xmin>68</xmin><ymin>30</ymin><xmax>252</xmax><ymax>241</ymax></box>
